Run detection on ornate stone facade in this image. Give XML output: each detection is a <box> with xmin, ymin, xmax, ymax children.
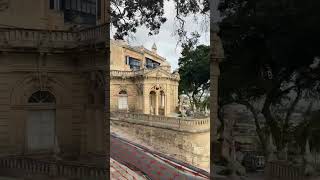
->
<box><xmin>110</xmin><ymin>40</ymin><xmax>180</xmax><ymax>116</ymax></box>
<box><xmin>0</xmin><ymin>1</ymin><xmax>108</xmax><ymax>179</ymax></box>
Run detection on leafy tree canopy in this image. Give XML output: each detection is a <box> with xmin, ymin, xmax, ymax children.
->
<box><xmin>178</xmin><ymin>33</ymin><xmax>210</xmax><ymax>110</ymax></box>
<box><xmin>110</xmin><ymin>0</ymin><xmax>209</xmax><ymax>40</ymax></box>
<box><xmin>218</xmin><ymin>0</ymin><xmax>320</xmax><ymax>153</ymax></box>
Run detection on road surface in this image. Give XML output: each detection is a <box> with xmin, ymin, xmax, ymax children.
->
<box><xmin>110</xmin><ymin>134</ymin><xmax>209</xmax><ymax>180</ymax></box>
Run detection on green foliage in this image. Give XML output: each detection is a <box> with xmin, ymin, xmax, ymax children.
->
<box><xmin>178</xmin><ymin>33</ymin><xmax>210</xmax><ymax>110</ymax></box>
<box><xmin>218</xmin><ymin>0</ymin><xmax>320</xmax><ymax>152</ymax></box>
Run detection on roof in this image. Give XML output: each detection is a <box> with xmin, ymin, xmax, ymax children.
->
<box><xmin>111</xmin><ymin>39</ymin><xmax>166</xmax><ymax>62</ymax></box>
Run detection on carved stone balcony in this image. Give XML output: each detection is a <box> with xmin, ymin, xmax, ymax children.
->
<box><xmin>0</xmin><ymin>155</ymin><xmax>107</xmax><ymax>179</ymax></box>
<box><xmin>0</xmin><ymin>24</ymin><xmax>107</xmax><ymax>52</ymax></box>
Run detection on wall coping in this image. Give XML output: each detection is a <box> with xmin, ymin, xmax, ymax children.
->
<box><xmin>110</xmin><ymin>112</ymin><xmax>210</xmax><ymax>133</ymax></box>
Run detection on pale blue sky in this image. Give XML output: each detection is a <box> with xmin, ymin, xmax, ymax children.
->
<box><xmin>111</xmin><ymin>0</ymin><xmax>210</xmax><ymax>71</ymax></box>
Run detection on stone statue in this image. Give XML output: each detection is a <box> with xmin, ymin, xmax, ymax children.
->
<box><xmin>265</xmin><ymin>133</ymin><xmax>277</xmax><ymax>162</ymax></box>
<box><xmin>228</xmin><ymin>127</ymin><xmax>246</xmax><ymax>179</ymax></box>
<box><xmin>304</xmin><ymin>139</ymin><xmax>315</xmax><ymax>176</ymax></box>
<box><xmin>179</xmin><ymin>94</ymin><xmax>191</xmax><ymax>117</ymax></box>
<box><xmin>181</xmin><ymin>107</ymin><xmax>187</xmax><ymax>117</ymax></box>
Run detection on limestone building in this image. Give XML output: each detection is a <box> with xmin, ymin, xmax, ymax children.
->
<box><xmin>0</xmin><ymin>0</ymin><xmax>108</xmax><ymax>179</ymax></box>
<box><xmin>110</xmin><ymin>40</ymin><xmax>179</xmax><ymax>116</ymax></box>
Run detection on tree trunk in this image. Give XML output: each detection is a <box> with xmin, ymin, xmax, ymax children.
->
<box><xmin>236</xmin><ymin>100</ymin><xmax>267</xmax><ymax>155</ymax></box>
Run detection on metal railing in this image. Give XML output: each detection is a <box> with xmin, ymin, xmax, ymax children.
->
<box><xmin>265</xmin><ymin>161</ymin><xmax>304</xmax><ymax>180</ymax></box>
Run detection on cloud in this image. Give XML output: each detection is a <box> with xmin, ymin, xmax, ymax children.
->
<box><xmin>110</xmin><ymin>0</ymin><xmax>210</xmax><ymax>71</ymax></box>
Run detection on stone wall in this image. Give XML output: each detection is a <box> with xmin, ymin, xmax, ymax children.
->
<box><xmin>0</xmin><ymin>0</ymin><xmax>65</xmax><ymax>30</ymax></box>
<box><xmin>0</xmin><ymin>45</ymin><xmax>106</xmax><ymax>156</ymax></box>
<box><xmin>110</xmin><ymin>113</ymin><xmax>210</xmax><ymax>171</ymax></box>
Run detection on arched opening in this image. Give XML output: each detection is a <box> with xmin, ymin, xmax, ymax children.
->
<box><xmin>28</xmin><ymin>90</ymin><xmax>56</xmax><ymax>103</ymax></box>
<box><xmin>26</xmin><ymin>91</ymin><xmax>56</xmax><ymax>152</ymax></box>
<box><xmin>159</xmin><ymin>91</ymin><xmax>165</xmax><ymax>115</ymax></box>
<box><xmin>149</xmin><ymin>91</ymin><xmax>156</xmax><ymax>115</ymax></box>
<box><xmin>118</xmin><ymin>90</ymin><xmax>128</xmax><ymax>110</ymax></box>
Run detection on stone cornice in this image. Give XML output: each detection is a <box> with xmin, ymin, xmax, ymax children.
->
<box><xmin>110</xmin><ymin>67</ymin><xmax>180</xmax><ymax>81</ymax></box>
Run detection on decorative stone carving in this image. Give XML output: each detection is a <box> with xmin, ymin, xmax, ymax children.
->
<box><xmin>136</xmin><ymin>83</ymin><xmax>144</xmax><ymax>95</ymax></box>
<box><xmin>304</xmin><ymin>139</ymin><xmax>315</xmax><ymax>176</ymax></box>
<box><xmin>119</xmin><ymin>85</ymin><xmax>127</xmax><ymax>92</ymax></box>
<box><xmin>266</xmin><ymin>133</ymin><xmax>277</xmax><ymax>162</ymax></box>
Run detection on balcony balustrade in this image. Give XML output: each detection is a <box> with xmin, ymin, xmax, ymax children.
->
<box><xmin>0</xmin><ymin>155</ymin><xmax>107</xmax><ymax>179</ymax></box>
<box><xmin>110</xmin><ymin>112</ymin><xmax>210</xmax><ymax>133</ymax></box>
<box><xmin>0</xmin><ymin>24</ymin><xmax>107</xmax><ymax>50</ymax></box>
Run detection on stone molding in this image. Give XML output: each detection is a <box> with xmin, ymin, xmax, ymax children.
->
<box><xmin>110</xmin><ymin>68</ymin><xmax>180</xmax><ymax>81</ymax></box>
<box><xmin>110</xmin><ymin>112</ymin><xmax>210</xmax><ymax>133</ymax></box>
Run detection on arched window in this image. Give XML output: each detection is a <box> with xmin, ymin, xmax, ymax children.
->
<box><xmin>118</xmin><ymin>90</ymin><xmax>128</xmax><ymax>110</ymax></box>
<box><xmin>28</xmin><ymin>91</ymin><xmax>56</xmax><ymax>103</ymax></box>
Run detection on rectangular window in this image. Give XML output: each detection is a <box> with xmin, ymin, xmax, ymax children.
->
<box><xmin>118</xmin><ymin>97</ymin><xmax>128</xmax><ymax>109</ymax></box>
<box><xmin>145</xmin><ymin>58</ymin><xmax>160</xmax><ymax>69</ymax></box>
<box><xmin>127</xmin><ymin>57</ymin><xmax>141</xmax><ymax>71</ymax></box>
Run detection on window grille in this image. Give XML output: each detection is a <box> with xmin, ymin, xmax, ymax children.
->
<box><xmin>28</xmin><ymin>91</ymin><xmax>56</xmax><ymax>103</ymax></box>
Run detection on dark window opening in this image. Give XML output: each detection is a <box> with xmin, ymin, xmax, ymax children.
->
<box><xmin>126</xmin><ymin>56</ymin><xmax>141</xmax><ymax>71</ymax></box>
<box><xmin>28</xmin><ymin>91</ymin><xmax>56</xmax><ymax>103</ymax></box>
<box><xmin>146</xmin><ymin>58</ymin><xmax>160</xmax><ymax>69</ymax></box>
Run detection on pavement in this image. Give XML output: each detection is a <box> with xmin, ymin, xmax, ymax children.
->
<box><xmin>110</xmin><ymin>134</ymin><xmax>209</xmax><ymax>180</ymax></box>
<box><xmin>110</xmin><ymin>158</ymin><xmax>147</xmax><ymax>179</ymax></box>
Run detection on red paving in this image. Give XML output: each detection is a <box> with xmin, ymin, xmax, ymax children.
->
<box><xmin>110</xmin><ymin>135</ymin><xmax>209</xmax><ymax>180</ymax></box>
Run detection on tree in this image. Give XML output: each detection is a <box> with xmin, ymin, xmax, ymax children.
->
<box><xmin>178</xmin><ymin>33</ymin><xmax>210</xmax><ymax>112</ymax></box>
<box><xmin>110</xmin><ymin>0</ymin><xmax>209</xmax><ymax>41</ymax></box>
<box><xmin>218</xmin><ymin>0</ymin><xmax>320</xmax><ymax>157</ymax></box>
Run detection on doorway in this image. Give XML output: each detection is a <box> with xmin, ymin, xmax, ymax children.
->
<box><xmin>27</xmin><ymin>110</ymin><xmax>55</xmax><ymax>151</ymax></box>
<box><xmin>26</xmin><ymin>91</ymin><xmax>56</xmax><ymax>152</ymax></box>
<box><xmin>149</xmin><ymin>91</ymin><xmax>156</xmax><ymax>114</ymax></box>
